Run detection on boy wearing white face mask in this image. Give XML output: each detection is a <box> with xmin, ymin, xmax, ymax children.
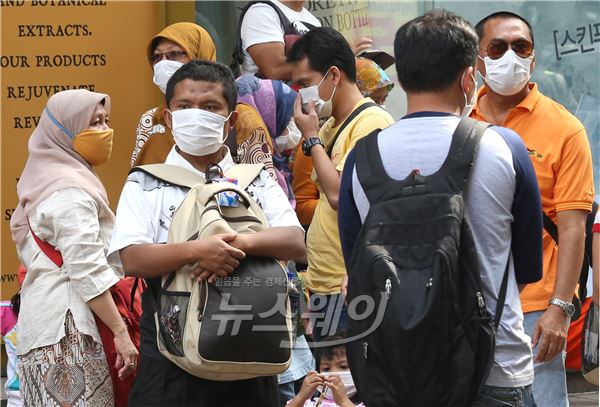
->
<box><xmin>109</xmin><ymin>60</ymin><xmax>306</xmax><ymax>406</ymax></box>
<box><xmin>287</xmin><ymin>335</ymin><xmax>364</xmax><ymax>407</ymax></box>
<box><xmin>472</xmin><ymin>12</ymin><xmax>594</xmax><ymax>407</ymax></box>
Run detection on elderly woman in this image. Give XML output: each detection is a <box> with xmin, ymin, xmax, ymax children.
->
<box><xmin>132</xmin><ymin>22</ymin><xmax>217</xmax><ymax>166</ymax></box>
<box><xmin>11</xmin><ymin>89</ymin><xmax>138</xmax><ymax>406</ymax></box>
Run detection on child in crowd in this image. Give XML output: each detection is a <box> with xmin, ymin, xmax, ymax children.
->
<box><xmin>1</xmin><ymin>272</ymin><xmax>23</xmax><ymax>407</ymax></box>
<box><xmin>287</xmin><ymin>335</ymin><xmax>364</xmax><ymax>407</ymax></box>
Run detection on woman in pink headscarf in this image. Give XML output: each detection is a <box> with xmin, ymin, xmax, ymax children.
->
<box><xmin>10</xmin><ymin>89</ymin><xmax>138</xmax><ymax>407</ymax></box>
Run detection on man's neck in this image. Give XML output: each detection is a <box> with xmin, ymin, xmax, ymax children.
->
<box><xmin>280</xmin><ymin>0</ymin><xmax>304</xmax><ymax>12</ymax></box>
<box><xmin>177</xmin><ymin>146</ymin><xmax>227</xmax><ymax>174</ymax></box>
<box><xmin>331</xmin><ymin>82</ymin><xmax>365</xmax><ymax>126</ymax></box>
<box><xmin>405</xmin><ymin>91</ymin><xmax>463</xmax><ymax>117</ymax></box>
<box><xmin>478</xmin><ymin>83</ymin><xmax>530</xmax><ymax>125</ymax></box>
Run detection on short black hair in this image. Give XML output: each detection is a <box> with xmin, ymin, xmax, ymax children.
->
<box><xmin>394</xmin><ymin>9</ymin><xmax>478</xmax><ymax>93</ymax></box>
<box><xmin>165</xmin><ymin>60</ymin><xmax>237</xmax><ymax>112</ymax></box>
<box><xmin>287</xmin><ymin>27</ymin><xmax>356</xmax><ymax>82</ymax></box>
<box><xmin>314</xmin><ymin>334</ymin><xmax>347</xmax><ymax>371</ymax></box>
<box><xmin>475</xmin><ymin>11</ymin><xmax>534</xmax><ymax>48</ymax></box>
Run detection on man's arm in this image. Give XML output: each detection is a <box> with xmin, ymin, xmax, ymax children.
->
<box><xmin>553</xmin><ymin>210</ymin><xmax>588</xmax><ymax>302</ymax></box>
<box><xmin>293</xmin><ymin>98</ymin><xmax>342</xmax><ymax>209</ymax></box>
<box><xmin>241</xmin><ymin>4</ymin><xmax>291</xmax><ymax>80</ymax></box>
<box><xmin>533</xmin><ymin>126</ymin><xmax>594</xmax><ymax>362</ymax></box>
<box><xmin>229</xmin><ymin>227</ymin><xmax>306</xmax><ymax>261</ymax></box>
<box><xmin>311</xmin><ymin>143</ymin><xmax>342</xmax><ymax>209</ymax></box>
<box><xmin>247</xmin><ymin>42</ymin><xmax>291</xmax><ymax>80</ymax></box>
<box><xmin>120</xmin><ymin>234</ymin><xmax>245</xmax><ymax>280</ymax></box>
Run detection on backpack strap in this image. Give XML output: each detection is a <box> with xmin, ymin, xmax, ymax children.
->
<box><xmin>131</xmin><ymin>164</ymin><xmax>205</xmax><ymax>189</ymax></box>
<box><xmin>355</xmin><ymin>117</ymin><xmax>490</xmax><ymax>205</ymax></box>
<box><xmin>542</xmin><ymin>212</ymin><xmax>559</xmax><ymax>244</ymax></box>
<box><xmin>355</xmin><ymin>129</ymin><xmax>388</xmax><ymax>205</ymax></box>
<box><xmin>224</xmin><ymin>163</ymin><xmax>264</xmax><ymax>190</ymax></box>
<box><xmin>230</xmin><ymin>0</ymin><xmax>296</xmax><ymax>76</ymax></box>
<box><xmin>494</xmin><ymin>256</ymin><xmax>510</xmax><ymax>330</ymax></box>
<box><xmin>326</xmin><ymin>102</ymin><xmax>380</xmax><ymax>157</ymax></box>
<box><xmin>432</xmin><ymin>117</ymin><xmax>490</xmax><ymax>195</ymax></box>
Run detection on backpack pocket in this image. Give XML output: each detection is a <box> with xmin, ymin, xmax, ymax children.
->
<box><xmin>158</xmin><ymin>288</ymin><xmax>191</xmax><ymax>357</ymax></box>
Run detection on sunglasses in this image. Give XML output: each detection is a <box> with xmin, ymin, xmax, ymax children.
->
<box><xmin>150</xmin><ymin>50</ymin><xmax>187</xmax><ymax>64</ymax></box>
<box><xmin>482</xmin><ymin>39</ymin><xmax>533</xmax><ymax>60</ymax></box>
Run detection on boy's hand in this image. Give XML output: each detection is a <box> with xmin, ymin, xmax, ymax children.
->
<box><xmin>297</xmin><ymin>370</ymin><xmax>325</xmax><ymax>402</ymax></box>
<box><xmin>326</xmin><ymin>374</ymin><xmax>353</xmax><ymax>406</ymax></box>
<box><xmin>190</xmin><ymin>233</ymin><xmax>245</xmax><ymax>281</ymax></box>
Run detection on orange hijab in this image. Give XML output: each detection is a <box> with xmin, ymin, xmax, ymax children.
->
<box><xmin>148</xmin><ymin>22</ymin><xmax>217</xmax><ymax>127</ymax></box>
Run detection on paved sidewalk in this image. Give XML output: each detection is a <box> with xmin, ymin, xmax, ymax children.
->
<box><xmin>1</xmin><ymin>376</ymin><xmax>598</xmax><ymax>406</ymax></box>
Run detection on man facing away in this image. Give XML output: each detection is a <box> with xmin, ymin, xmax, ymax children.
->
<box><xmin>472</xmin><ymin>11</ymin><xmax>595</xmax><ymax>406</ymax></box>
<box><xmin>338</xmin><ymin>10</ymin><xmax>543</xmax><ymax>406</ymax></box>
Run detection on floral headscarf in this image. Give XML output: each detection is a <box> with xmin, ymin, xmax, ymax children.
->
<box><xmin>236</xmin><ymin>75</ymin><xmax>298</xmax><ymax>205</ymax></box>
<box><xmin>355</xmin><ymin>57</ymin><xmax>394</xmax><ymax>97</ymax></box>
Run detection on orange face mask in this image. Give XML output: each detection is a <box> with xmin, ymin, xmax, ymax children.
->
<box><xmin>73</xmin><ymin>128</ymin><xmax>114</xmax><ymax>166</ymax></box>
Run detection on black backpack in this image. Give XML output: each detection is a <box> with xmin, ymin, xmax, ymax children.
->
<box><xmin>229</xmin><ymin>0</ymin><xmax>316</xmax><ymax>78</ymax></box>
<box><xmin>542</xmin><ymin>201</ymin><xmax>598</xmax><ymax>320</ymax></box>
<box><xmin>346</xmin><ymin>118</ymin><xmax>509</xmax><ymax>406</ymax></box>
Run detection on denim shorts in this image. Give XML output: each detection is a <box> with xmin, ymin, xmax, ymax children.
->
<box><xmin>472</xmin><ymin>384</ymin><xmax>536</xmax><ymax>407</ymax></box>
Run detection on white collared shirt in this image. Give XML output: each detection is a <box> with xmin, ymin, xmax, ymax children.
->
<box><xmin>108</xmin><ymin>146</ymin><xmax>302</xmax><ymax>262</ymax></box>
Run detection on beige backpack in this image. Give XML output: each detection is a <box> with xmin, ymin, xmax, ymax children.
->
<box><xmin>135</xmin><ymin>163</ymin><xmax>293</xmax><ymax>380</ymax></box>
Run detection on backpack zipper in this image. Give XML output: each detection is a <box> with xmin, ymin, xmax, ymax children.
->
<box><xmin>363</xmin><ymin>341</ymin><xmax>368</xmax><ymax>359</ymax></box>
<box><xmin>385</xmin><ymin>278</ymin><xmax>392</xmax><ymax>299</ymax></box>
<box><xmin>476</xmin><ymin>291</ymin><xmax>486</xmax><ymax>314</ymax></box>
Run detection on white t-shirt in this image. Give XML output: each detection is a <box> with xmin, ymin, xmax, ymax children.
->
<box><xmin>109</xmin><ymin>145</ymin><xmax>303</xmax><ymax>260</ymax></box>
<box><xmin>241</xmin><ymin>0</ymin><xmax>321</xmax><ymax>76</ymax></box>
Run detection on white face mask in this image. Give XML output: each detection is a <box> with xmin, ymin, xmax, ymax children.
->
<box><xmin>153</xmin><ymin>60</ymin><xmax>184</xmax><ymax>94</ymax></box>
<box><xmin>169</xmin><ymin>108</ymin><xmax>231</xmax><ymax>156</ymax></box>
<box><xmin>479</xmin><ymin>49</ymin><xmax>533</xmax><ymax>96</ymax></box>
<box><xmin>320</xmin><ymin>371</ymin><xmax>357</xmax><ymax>400</ymax></box>
<box><xmin>461</xmin><ymin>70</ymin><xmax>477</xmax><ymax>118</ymax></box>
<box><xmin>275</xmin><ymin>119</ymin><xmax>302</xmax><ymax>154</ymax></box>
<box><xmin>298</xmin><ymin>70</ymin><xmax>337</xmax><ymax>119</ymax></box>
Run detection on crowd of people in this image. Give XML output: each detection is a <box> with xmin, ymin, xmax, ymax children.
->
<box><xmin>6</xmin><ymin>1</ymin><xmax>598</xmax><ymax>407</ymax></box>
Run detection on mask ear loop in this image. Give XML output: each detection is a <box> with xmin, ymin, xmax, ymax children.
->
<box><xmin>221</xmin><ymin>112</ymin><xmax>233</xmax><ymax>145</ymax></box>
<box><xmin>45</xmin><ymin>108</ymin><xmax>75</xmax><ymax>139</ymax></box>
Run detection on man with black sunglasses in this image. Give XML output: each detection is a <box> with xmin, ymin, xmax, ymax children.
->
<box><xmin>472</xmin><ymin>11</ymin><xmax>595</xmax><ymax>407</ymax></box>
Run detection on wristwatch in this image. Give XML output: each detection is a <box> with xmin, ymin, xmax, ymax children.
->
<box><xmin>549</xmin><ymin>298</ymin><xmax>576</xmax><ymax>318</ymax></box>
<box><xmin>302</xmin><ymin>137</ymin><xmax>324</xmax><ymax>156</ymax></box>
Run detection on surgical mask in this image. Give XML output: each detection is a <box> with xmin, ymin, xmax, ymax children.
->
<box><xmin>479</xmin><ymin>50</ymin><xmax>533</xmax><ymax>96</ymax></box>
<box><xmin>461</xmin><ymin>70</ymin><xmax>477</xmax><ymax>118</ymax></box>
<box><xmin>275</xmin><ymin>119</ymin><xmax>302</xmax><ymax>154</ymax></box>
<box><xmin>169</xmin><ymin>108</ymin><xmax>231</xmax><ymax>156</ymax></box>
<box><xmin>153</xmin><ymin>60</ymin><xmax>184</xmax><ymax>94</ymax></box>
<box><xmin>320</xmin><ymin>371</ymin><xmax>357</xmax><ymax>400</ymax></box>
<box><xmin>73</xmin><ymin>128</ymin><xmax>114</xmax><ymax>166</ymax></box>
<box><xmin>298</xmin><ymin>70</ymin><xmax>337</xmax><ymax>119</ymax></box>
